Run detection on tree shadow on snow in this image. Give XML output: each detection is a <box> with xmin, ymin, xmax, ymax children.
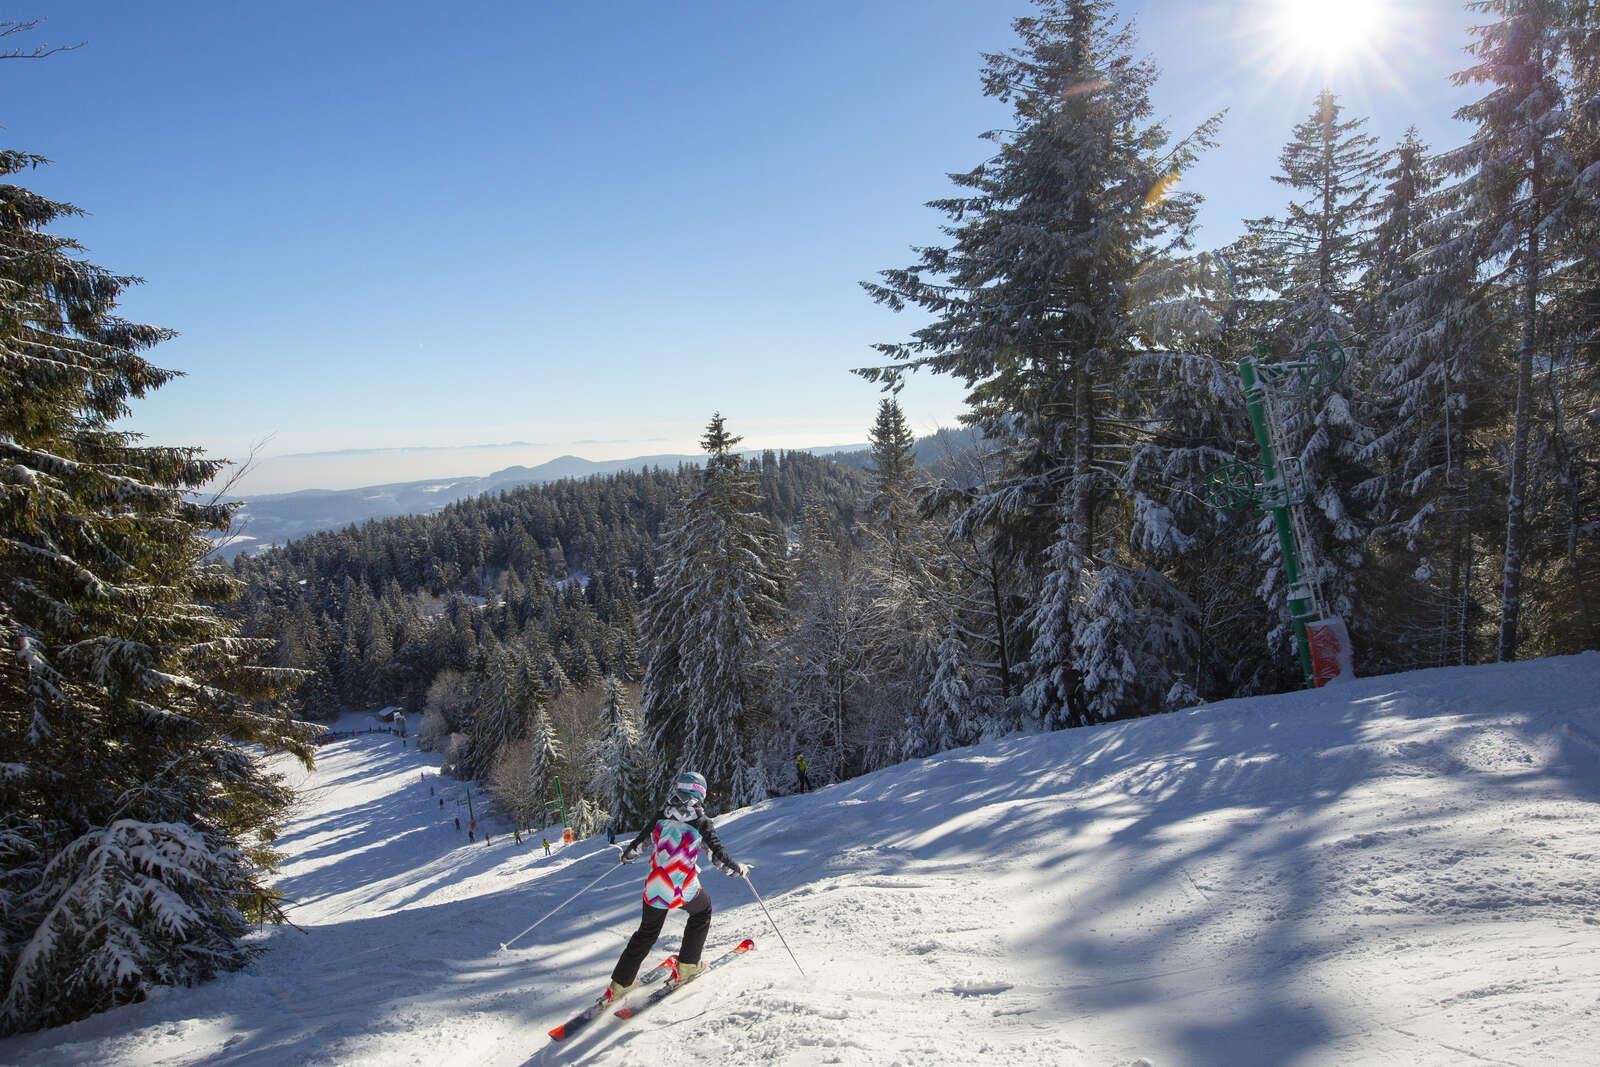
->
<box><xmin>703</xmin><ymin>656</ymin><xmax>1599</xmax><ymax>1066</ymax></box>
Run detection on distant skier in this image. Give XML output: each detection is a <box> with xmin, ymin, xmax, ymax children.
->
<box><xmin>794</xmin><ymin>753</ymin><xmax>811</xmax><ymax>793</ymax></box>
<box><xmin>605</xmin><ymin>771</ymin><xmax>747</xmax><ymax>1002</ymax></box>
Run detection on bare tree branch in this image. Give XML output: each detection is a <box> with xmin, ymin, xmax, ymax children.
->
<box><xmin>1</xmin><ymin>18</ymin><xmax>84</xmax><ymax>61</ymax></box>
<box><xmin>204</xmin><ymin>434</ymin><xmax>275</xmax><ymax>561</ymax></box>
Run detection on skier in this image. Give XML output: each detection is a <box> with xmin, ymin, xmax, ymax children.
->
<box><xmin>794</xmin><ymin>753</ymin><xmax>811</xmax><ymax>793</ymax></box>
<box><xmin>605</xmin><ymin>771</ymin><xmax>747</xmax><ymax>1002</ymax></box>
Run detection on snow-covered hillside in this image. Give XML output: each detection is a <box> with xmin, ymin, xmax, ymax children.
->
<box><xmin>4</xmin><ymin>654</ymin><xmax>1598</xmax><ymax>1066</ymax></box>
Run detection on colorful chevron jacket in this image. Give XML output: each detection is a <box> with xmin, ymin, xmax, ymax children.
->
<box><xmin>621</xmin><ymin>808</ymin><xmax>739</xmax><ymax>910</ymax></box>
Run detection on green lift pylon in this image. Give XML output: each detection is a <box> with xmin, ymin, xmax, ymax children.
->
<box><xmin>1202</xmin><ymin>251</ymin><xmax>1351</xmax><ymax>688</ymax></box>
<box><xmin>551</xmin><ymin>775</ymin><xmax>570</xmax><ymax>830</ymax></box>
<box><xmin>1239</xmin><ymin>351</ymin><xmax>1316</xmax><ymax>686</ymax></box>
<box><xmin>1207</xmin><ymin>339</ymin><xmax>1350</xmax><ymax>687</ymax></box>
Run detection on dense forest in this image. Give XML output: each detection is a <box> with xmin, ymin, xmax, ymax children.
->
<box><xmin>229</xmin><ymin>445</ymin><xmax>866</xmax><ymax>823</ymax></box>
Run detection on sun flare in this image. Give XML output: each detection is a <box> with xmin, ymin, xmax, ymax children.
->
<box><xmin>1273</xmin><ymin>0</ymin><xmax>1387</xmax><ymax>68</ymax></box>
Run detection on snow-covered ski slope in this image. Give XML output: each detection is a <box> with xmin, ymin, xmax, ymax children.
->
<box><xmin>4</xmin><ymin>654</ymin><xmax>1599</xmax><ymax>1066</ymax></box>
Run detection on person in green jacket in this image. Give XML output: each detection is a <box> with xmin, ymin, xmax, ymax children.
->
<box><xmin>795</xmin><ymin>753</ymin><xmax>811</xmax><ymax>793</ymax></box>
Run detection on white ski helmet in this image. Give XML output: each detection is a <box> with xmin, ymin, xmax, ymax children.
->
<box><xmin>669</xmin><ymin>771</ymin><xmax>707</xmax><ymax>807</ymax></box>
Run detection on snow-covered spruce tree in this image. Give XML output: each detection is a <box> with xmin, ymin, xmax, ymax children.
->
<box><xmin>867</xmin><ymin>398</ymin><xmax>918</xmax><ymax>554</ymax></box>
<box><xmin>1233</xmin><ymin>89</ymin><xmax>1383</xmax><ymax>663</ymax></box>
<box><xmin>640</xmin><ymin>414</ymin><xmax>783</xmax><ymax>803</ymax></box>
<box><xmin>527</xmin><ymin>706</ymin><xmax>562</xmax><ymax>826</ymax></box>
<box><xmin>361</xmin><ymin>602</ymin><xmax>395</xmax><ymax>708</ymax></box>
<box><xmin>463</xmin><ymin>648</ymin><xmax>524</xmax><ymax>780</ymax></box>
<box><xmin>907</xmin><ymin>622</ymin><xmax>984</xmax><ymax>759</ymax></box>
<box><xmin>863</xmin><ymin>0</ymin><xmax>1220</xmax><ymax>726</ymax></box>
<box><xmin>568</xmin><ymin>797</ymin><xmax>598</xmax><ymax>840</ymax></box>
<box><xmin>1120</xmin><ymin>268</ymin><xmax>1269</xmax><ymax>701</ymax></box>
<box><xmin>1439</xmin><ymin>0</ymin><xmax>1581</xmax><ymax>660</ymax></box>
<box><xmin>538</xmin><ymin>650</ymin><xmax>573</xmax><ymax>702</ymax></box>
<box><xmin>585</xmin><ymin>675</ymin><xmax>642</xmax><ymax>829</ymax></box>
<box><xmin>0</xmin><ymin>150</ymin><xmax>313</xmax><ymax>1035</ymax></box>
<box><xmin>1359</xmin><ymin>129</ymin><xmax>1504</xmax><ymax>669</ymax></box>
<box><xmin>855</xmin><ymin>398</ymin><xmax>958</xmax><ymax>764</ymax></box>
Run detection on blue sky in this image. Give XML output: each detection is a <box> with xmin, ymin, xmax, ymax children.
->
<box><xmin>6</xmin><ymin>1</ymin><xmax>1479</xmax><ymax>492</ymax></box>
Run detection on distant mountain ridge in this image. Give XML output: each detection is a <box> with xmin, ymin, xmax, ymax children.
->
<box><xmin>214</xmin><ymin>444</ymin><xmax>871</xmax><ymax>559</ymax></box>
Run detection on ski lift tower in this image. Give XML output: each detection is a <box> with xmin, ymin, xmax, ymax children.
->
<box><xmin>1207</xmin><ymin>339</ymin><xmax>1356</xmax><ymax>687</ymax></box>
<box><xmin>551</xmin><ymin>775</ymin><xmax>575</xmax><ymax>845</ymax></box>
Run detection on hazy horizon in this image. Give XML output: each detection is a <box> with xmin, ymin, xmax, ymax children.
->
<box><xmin>219</xmin><ymin>423</ymin><xmax>893</xmax><ymax>496</ymax></box>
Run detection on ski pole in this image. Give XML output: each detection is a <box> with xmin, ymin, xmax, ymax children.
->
<box><xmin>499</xmin><ymin>858</ymin><xmax>623</xmax><ymax>953</ymax></box>
<box><xmin>741</xmin><ymin>872</ymin><xmax>806</xmax><ymax>979</ymax></box>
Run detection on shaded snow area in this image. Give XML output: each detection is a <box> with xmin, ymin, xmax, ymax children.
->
<box><xmin>5</xmin><ymin>655</ymin><xmax>1600</xmax><ymax>1066</ymax></box>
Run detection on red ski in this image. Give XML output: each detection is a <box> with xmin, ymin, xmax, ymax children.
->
<box><xmin>547</xmin><ymin>953</ymin><xmax>677</xmax><ymax>1042</ymax></box>
<box><xmin>613</xmin><ymin>938</ymin><xmax>754</xmax><ymax>1021</ymax></box>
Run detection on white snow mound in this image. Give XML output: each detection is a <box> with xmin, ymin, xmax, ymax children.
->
<box><xmin>3</xmin><ymin>653</ymin><xmax>1598</xmax><ymax>1065</ymax></box>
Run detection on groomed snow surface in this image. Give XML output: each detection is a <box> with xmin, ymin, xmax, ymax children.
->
<box><xmin>4</xmin><ymin>654</ymin><xmax>1599</xmax><ymax>1066</ymax></box>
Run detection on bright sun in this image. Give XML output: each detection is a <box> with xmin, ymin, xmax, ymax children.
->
<box><xmin>1273</xmin><ymin>0</ymin><xmax>1387</xmax><ymax>67</ymax></box>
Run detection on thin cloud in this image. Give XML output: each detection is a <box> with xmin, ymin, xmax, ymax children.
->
<box><xmin>279</xmin><ymin>441</ymin><xmax>546</xmax><ymax>459</ymax></box>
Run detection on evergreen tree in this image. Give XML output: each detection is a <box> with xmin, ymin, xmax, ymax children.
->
<box><xmin>586</xmin><ymin>676</ymin><xmax>642</xmax><ymax>829</ymax></box>
<box><xmin>528</xmin><ymin>706</ymin><xmax>562</xmax><ymax>826</ymax></box>
<box><xmin>1439</xmin><ymin>0</ymin><xmax>1581</xmax><ymax>659</ymax></box>
<box><xmin>362</xmin><ymin>606</ymin><xmax>394</xmax><ymax>707</ymax></box>
<box><xmin>569</xmin><ymin>796</ymin><xmax>599</xmax><ymax>839</ymax></box>
<box><xmin>640</xmin><ymin>415</ymin><xmax>784</xmax><ymax>800</ymax></box>
<box><xmin>867</xmin><ymin>398</ymin><xmax>918</xmax><ymax>547</ymax></box>
<box><xmin>464</xmin><ymin>650</ymin><xmax>523</xmax><ymax>780</ymax></box>
<box><xmin>864</xmin><ymin>0</ymin><xmax>1219</xmax><ymax>725</ymax></box>
<box><xmin>538</xmin><ymin>651</ymin><xmax>572</xmax><ymax>701</ymax></box>
<box><xmin>1235</xmin><ymin>89</ymin><xmax>1383</xmax><ymax>660</ymax></box>
<box><xmin>0</xmin><ymin>148</ymin><xmax>312</xmax><ymax>1034</ymax></box>
<box><xmin>1361</xmin><ymin>129</ymin><xmax>1501</xmax><ymax>668</ymax></box>
<box><xmin>908</xmin><ymin>624</ymin><xmax>983</xmax><ymax>758</ymax></box>
<box><xmin>1119</xmin><ymin>255</ymin><xmax>1269</xmax><ymax>700</ymax></box>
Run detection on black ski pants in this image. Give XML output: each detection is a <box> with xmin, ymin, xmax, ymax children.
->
<box><xmin>611</xmin><ymin>888</ymin><xmax>712</xmax><ymax>985</ymax></box>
